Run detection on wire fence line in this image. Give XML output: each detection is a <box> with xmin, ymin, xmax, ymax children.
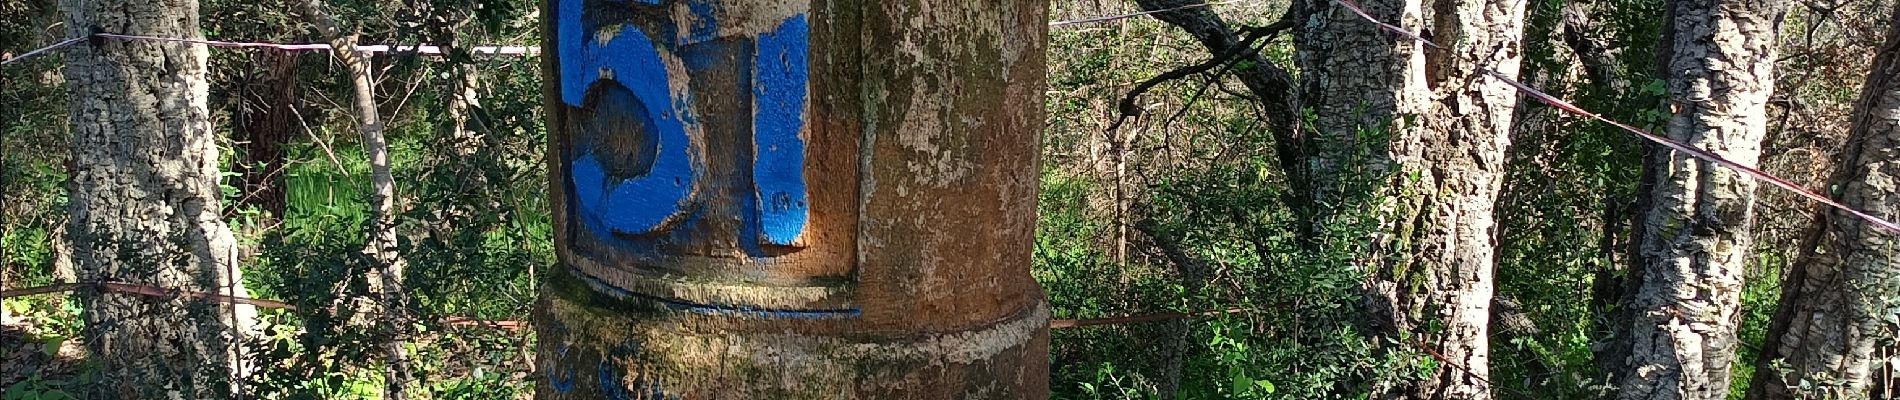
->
<box><xmin>3</xmin><ymin>5</ymin><xmax>1869</xmax><ymax>234</ymax></box>
<box><xmin>0</xmin><ymin>281</ymin><xmax>517</xmax><ymax>330</ymax></box>
<box><xmin>1</xmin><ymin>2</ymin><xmax>1246</xmax><ymax>66</ymax></box>
<box><xmin>90</xmin><ymin>33</ymin><xmax>540</xmax><ymax>56</ymax></box>
<box><xmin>0</xmin><ymin>280</ymin><xmax>1531</xmax><ymax>397</ymax></box>
<box><xmin>0</xmin><ymin>37</ymin><xmax>84</xmax><ymax>66</ymax></box>
<box><xmin>0</xmin><ymin>33</ymin><xmax>534</xmax><ymax>66</ymax></box>
<box><xmin>0</xmin><ymin>280</ymin><xmax>1246</xmax><ymax>331</ymax></box>
<box><xmin>1047</xmin><ymin>0</ymin><xmax>1256</xmax><ymax>27</ymax></box>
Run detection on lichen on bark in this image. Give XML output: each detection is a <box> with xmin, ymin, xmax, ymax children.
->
<box><xmin>1293</xmin><ymin>0</ymin><xmax>1526</xmax><ymax>398</ymax></box>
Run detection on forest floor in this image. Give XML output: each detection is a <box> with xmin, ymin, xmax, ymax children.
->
<box><xmin>0</xmin><ymin>319</ymin><xmax>83</xmax><ymax>391</ymax></box>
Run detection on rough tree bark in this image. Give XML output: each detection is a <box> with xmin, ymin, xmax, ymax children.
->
<box><xmin>1609</xmin><ymin>0</ymin><xmax>1789</xmax><ymax>399</ymax></box>
<box><xmin>294</xmin><ymin>1</ymin><xmax>412</xmax><ymax>398</ymax></box>
<box><xmin>1745</xmin><ymin>2</ymin><xmax>1900</xmax><ymax>398</ymax></box>
<box><xmin>1596</xmin><ymin>0</ymin><xmax>1680</xmax><ymax>385</ymax></box>
<box><xmin>1293</xmin><ymin>0</ymin><xmax>1525</xmax><ymax>398</ymax></box>
<box><xmin>59</xmin><ymin>0</ymin><xmax>259</xmax><ymax>396</ymax></box>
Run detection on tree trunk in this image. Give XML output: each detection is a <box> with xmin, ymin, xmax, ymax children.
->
<box><xmin>1609</xmin><ymin>1</ymin><xmax>1788</xmax><ymax>399</ymax></box>
<box><xmin>358</xmin><ymin>52</ymin><xmax>412</xmax><ymax>400</ymax></box>
<box><xmin>232</xmin><ymin>51</ymin><xmax>299</xmax><ymax>219</ymax></box>
<box><xmin>1294</xmin><ymin>0</ymin><xmax>1525</xmax><ymax>398</ymax></box>
<box><xmin>1137</xmin><ymin>219</ymin><xmax>1211</xmax><ymax>400</ymax></box>
<box><xmin>1745</xmin><ymin>3</ymin><xmax>1900</xmax><ymax>398</ymax></box>
<box><xmin>295</xmin><ymin>1</ymin><xmax>411</xmax><ymax>398</ymax></box>
<box><xmin>1597</xmin><ymin>0</ymin><xmax>1684</xmax><ymax>385</ymax></box>
<box><xmin>444</xmin><ymin>63</ymin><xmax>482</xmax><ymax>158</ymax></box>
<box><xmin>60</xmin><ymin>0</ymin><xmax>258</xmax><ymax>396</ymax></box>
<box><xmin>533</xmin><ymin>0</ymin><xmax>1050</xmax><ymax>397</ymax></box>
<box><xmin>1293</xmin><ymin>0</ymin><xmax>1419</xmax><ymax>211</ymax></box>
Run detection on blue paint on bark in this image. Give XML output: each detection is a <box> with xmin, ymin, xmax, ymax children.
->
<box><xmin>751</xmin><ymin>15</ymin><xmax>811</xmax><ymax>246</ymax></box>
<box><xmin>684</xmin><ymin>1</ymin><xmax>720</xmax><ymax>44</ymax></box>
<box><xmin>558</xmin><ymin>0</ymin><xmax>816</xmax><ymax>268</ymax></box>
<box><xmin>548</xmin><ymin>346</ymin><xmax>576</xmax><ymax>393</ymax></box>
<box><xmin>597</xmin><ymin>361</ymin><xmax>633</xmax><ymax>400</ymax></box>
<box><xmin>598</xmin><ymin>344</ymin><xmax>677</xmax><ymax>400</ymax></box>
<box><xmin>544</xmin><ymin>318</ymin><xmax>577</xmax><ymax>393</ymax></box>
<box><xmin>558</xmin><ymin>0</ymin><xmax>698</xmax><ymax>236</ymax></box>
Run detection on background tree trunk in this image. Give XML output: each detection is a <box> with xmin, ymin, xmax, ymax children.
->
<box><xmin>444</xmin><ymin>63</ymin><xmax>482</xmax><ymax>157</ymax></box>
<box><xmin>1596</xmin><ymin>0</ymin><xmax>1682</xmax><ymax>386</ymax></box>
<box><xmin>59</xmin><ymin>0</ymin><xmax>258</xmax><ymax>396</ymax></box>
<box><xmin>1137</xmin><ymin>219</ymin><xmax>1211</xmax><ymax>400</ymax></box>
<box><xmin>1746</xmin><ymin>2</ymin><xmax>1900</xmax><ymax>398</ymax></box>
<box><xmin>1294</xmin><ymin>0</ymin><xmax>1525</xmax><ymax>398</ymax></box>
<box><xmin>232</xmin><ymin>51</ymin><xmax>299</xmax><ymax>220</ymax></box>
<box><xmin>1611</xmin><ymin>1</ymin><xmax>1788</xmax><ymax>399</ymax></box>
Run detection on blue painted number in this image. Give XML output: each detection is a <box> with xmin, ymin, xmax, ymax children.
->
<box><xmin>558</xmin><ymin>0</ymin><xmax>811</xmax><ymax>247</ymax></box>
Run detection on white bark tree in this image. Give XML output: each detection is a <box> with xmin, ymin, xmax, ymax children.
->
<box><xmin>295</xmin><ymin>1</ymin><xmax>412</xmax><ymax>398</ymax></box>
<box><xmin>1746</xmin><ymin>2</ymin><xmax>1900</xmax><ymax>398</ymax></box>
<box><xmin>1294</xmin><ymin>0</ymin><xmax>1526</xmax><ymax>398</ymax></box>
<box><xmin>1608</xmin><ymin>0</ymin><xmax>1789</xmax><ymax>399</ymax></box>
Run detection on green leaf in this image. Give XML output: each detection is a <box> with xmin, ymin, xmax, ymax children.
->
<box><xmin>1641</xmin><ymin>79</ymin><xmax>1667</xmax><ymax>96</ymax></box>
<box><xmin>1256</xmin><ymin>380</ymin><xmax>1276</xmax><ymax>394</ymax></box>
<box><xmin>1230</xmin><ymin>370</ymin><xmax>1250</xmax><ymax>394</ymax></box>
<box><xmin>39</xmin><ymin>336</ymin><xmax>62</xmax><ymax>356</ymax></box>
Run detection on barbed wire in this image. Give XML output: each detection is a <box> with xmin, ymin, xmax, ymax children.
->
<box><xmin>1</xmin><ymin>280</ymin><xmax>1248</xmax><ymax>331</ymax></box>
<box><xmin>0</xmin><ymin>0</ymin><xmax>1224</xmax><ymax>66</ymax></box>
<box><xmin>1048</xmin><ymin>0</ymin><xmax>1255</xmax><ymax>27</ymax></box>
<box><xmin>1050</xmin><ymin>307</ymin><xmax>1252</xmax><ymax>328</ymax></box>
<box><xmin>0</xmin><ymin>2</ymin><xmax>1267</xmax><ymax>67</ymax></box>
<box><xmin>2</xmin><ymin>279</ymin><xmax>1544</xmax><ymax>397</ymax></box>
<box><xmin>91</xmin><ymin>33</ymin><xmax>538</xmax><ymax>56</ymax></box>
<box><xmin>0</xmin><ymin>37</ymin><xmax>83</xmax><ymax>66</ymax></box>
<box><xmin>0</xmin><ymin>33</ymin><xmax>535</xmax><ymax>67</ymax></box>
<box><xmin>0</xmin><ymin>281</ymin><xmax>521</xmax><ymax>330</ymax></box>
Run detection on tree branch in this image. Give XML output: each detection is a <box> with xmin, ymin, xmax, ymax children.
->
<box><xmin>1122</xmin><ymin>0</ymin><xmax>1314</xmax><ymax>229</ymax></box>
<box><xmin>1105</xmin><ymin>19</ymin><xmax>1293</xmax><ymax>134</ymax></box>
